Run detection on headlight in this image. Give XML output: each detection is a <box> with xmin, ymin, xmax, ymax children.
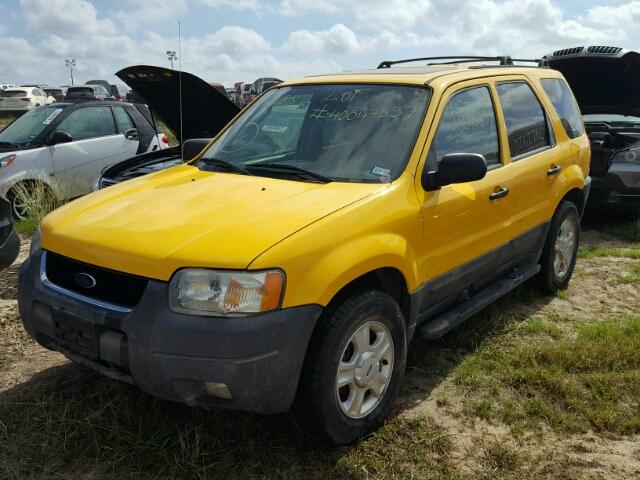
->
<box><xmin>29</xmin><ymin>226</ymin><xmax>42</xmax><ymax>256</ymax></box>
<box><xmin>612</xmin><ymin>148</ymin><xmax>640</xmax><ymax>165</ymax></box>
<box><xmin>0</xmin><ymin>154</ymin><xmax>16</xmax><ymax>168</ymax></box>
<box><xmin>169</xmin><ymin>268</ymin><xmax>284</xmax><ymax>316</ymax></box>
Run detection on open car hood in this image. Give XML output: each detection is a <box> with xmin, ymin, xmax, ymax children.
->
<box><xmin>543</xmin><ymin>46</ymin><xmax>640</xmax><ymax>117</ymax></box>
<box><xmin>116</xmin><ymin>65</ymin><xmax>240</xmax><ymax>143</ymax></box>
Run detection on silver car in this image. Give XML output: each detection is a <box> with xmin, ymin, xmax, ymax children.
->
<box><xmin>0</xmin><ymin>101</ymin><xmax>167</xmax><ymax>218</ymax></box>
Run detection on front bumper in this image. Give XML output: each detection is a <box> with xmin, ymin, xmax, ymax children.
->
<box><xmin>589</xmin><ymin>162</ymin><xmax>640</xmax><ymax>207</ymax></box>
<box><xmin>18</xmin><ymin>251</ymin><xmax>322</xmax><ymax>414</ymax></box>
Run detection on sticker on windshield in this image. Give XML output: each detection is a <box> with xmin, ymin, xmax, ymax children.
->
<box><xmin>371</xmin><ymin>166</ymin><xmax>392</xmax><ymax>183</ymax></box>
<box><xmin>262</xmin><ymin>125</ymin><xmax>288</xmax><ymax>133</ymax></box>
<box><xmin>42</xmin><ymin>109</ymin><xmax>62</xmax><ymax>125</ymax></box>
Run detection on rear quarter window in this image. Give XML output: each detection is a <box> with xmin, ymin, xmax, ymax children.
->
<box><xmin>540</xmin><ymin>78</ymin><xmax>584</xmax><ymax>139</ymax></box>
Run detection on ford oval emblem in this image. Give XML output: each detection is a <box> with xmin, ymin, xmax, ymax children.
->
<box><xmin>75</xmin><ymin>272</ymin><xmax>97</xmax><ymax>289</ymax></box>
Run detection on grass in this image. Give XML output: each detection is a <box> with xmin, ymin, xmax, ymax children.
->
<box><xmin>619</xmin><ymin>264</ymin><xmax>640</xmax><ymax>284</ymax></box>
<box><xmin>578</xmin><ymin>246</ymin><xmax>640</xmax><ymax>259</ymax></box>
<box><xmin>0</xmin><ymin>374</ymin><xmax>455</xmax><ymax>480</ymax></box>
<box><xmin>454</xmin><ymin>314</ymin><xmax>640</xmax><ymax>435</ymax></box>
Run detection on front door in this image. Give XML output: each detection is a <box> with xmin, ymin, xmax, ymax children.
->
<box><xmin>50</xmin><ymin>106</ymin><xmax>139</xmax><ymax>197</ymax></box>
<box><xmin>414</xmin><ymin>82</ymin><xmax>514</xmax><ymax>313</ymax></box>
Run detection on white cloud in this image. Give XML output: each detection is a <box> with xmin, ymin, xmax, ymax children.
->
<box><xmin>111</xmin><ymin>0</ymin><xmax>189</xmax><ymax>30</ymax></box>
<box><xmin>20</xmin><ymin>0</ymin><xmax>116</xmax><ymax>36</ymax></box>
<box><xmin>283</xmin><ymin>24</ymin><xmax>360</xmax><ymax>54</ymax></box>
<box><xmin>279</xmin><ymin>0</ymin><xmax>342</xmax><ymax>16</ymax></box>
<box><xmin>2</xmin><ymin>0</ymin><xmax>640</xmax><ymax>88</ymax></box>
<box><xmin>199</xmin><ymin>0</ymin><xmax>266</xmax><ymax>12</ymax></box>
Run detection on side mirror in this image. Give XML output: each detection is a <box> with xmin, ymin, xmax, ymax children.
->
<box><xmin>49</xmin><ymin>131</ymin><xmax>73</xmax><ymax>146</ymax></box>
<box><xmin>182</xmin><ymin>138</ymin><xmax>212</xmax><ymax>162</ymax></box>
<box><xmin>422</xmin><ymin>153</ymin><xmax>488</xmax><ymax>191</ymax></box>
<box><xmin>124</xmin><ymin>128</ymin><xmax>138</xmax><ymax>141</ymax></box>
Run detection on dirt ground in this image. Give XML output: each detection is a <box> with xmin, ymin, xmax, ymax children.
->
<box><xmin>1</xmin><ymin>223</ymin><xmax>639</xmax><ymax>479</ymax></box>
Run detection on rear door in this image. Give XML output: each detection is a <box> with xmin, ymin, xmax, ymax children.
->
<box><xmin>492</xmin><ymin>77</ymin><xmax>565</xmax><ymax>240</ymax></box>
<box><xmin>50</xmin><ymin>106</ymin><xmax>139</xmax><ymax>197</ymax></box>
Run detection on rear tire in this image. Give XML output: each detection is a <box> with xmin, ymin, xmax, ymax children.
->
<box><xmin>293</xmin><ymin>290</ymin><xmax>407</xmax><ymax>445</ymax></box>
<box><xmin>7</xmin><ymin>181</ymin><xmax>54</xmax><ymax>221</ymax></box>
<box><xmin>536</xmin><ymin>200</ymin><xmax>580</xmax><ymax>294</ymax></box>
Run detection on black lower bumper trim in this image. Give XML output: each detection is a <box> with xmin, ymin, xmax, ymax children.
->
<box><xmin>19</xmin><ymin>251</ymin><xmax>323</xmax><ymax>414</ymax></box>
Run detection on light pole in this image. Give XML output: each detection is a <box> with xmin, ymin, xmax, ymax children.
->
<box><xmin>64</xmin><ymin>59</ymin><xmax>76</xmax><ymax>85</ymax></box>
<box><xmin>166</xmin><ymin>50</ymin><xmax>177</xmax><ymax>69</ymax></box>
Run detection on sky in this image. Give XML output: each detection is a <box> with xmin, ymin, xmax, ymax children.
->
<box><xmin>0</xmin><ymin>0</ymin><xmax>638</xmax><ymax>88</ymax></box>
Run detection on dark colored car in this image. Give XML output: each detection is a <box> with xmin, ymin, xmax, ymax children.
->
<box><xmin>65</xmin><ymin>85</ymin><xmax>111</xmax><ymax>103</ymax></box>
<box><xmin>110</xmin><ymin>84</ymin><xmax>128</xmax><ymax>101</ymax></box>
<box><xmin>43</xmin><ymin>88</ymin><xmax>65</xmax><ymax>102</ymax></box>
<box><xmin>0</xmin><ymin>197</ymin><xmax>20</xmax><ymax>269</ymax></box>
<box><xmin>97</xmin><ymin>65</ymin><xmax>239</xmax><ymax>188</ymax></box>
<box><xmin>544</xmin><ymin>46</ymin><xmax>640</xmax><ymax>210</ymax></box>
<box><xmin>85</xmin><ymin>80</ymin><xmax>112</xmax><ymax>92</ymax></box>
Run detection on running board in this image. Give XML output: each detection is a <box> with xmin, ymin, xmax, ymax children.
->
<box><xmin>417</xmin><ymin>265</ymin><xmax>541</xmax><ymax>340</ymax></box>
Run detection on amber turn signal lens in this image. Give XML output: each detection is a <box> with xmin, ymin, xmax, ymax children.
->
<box><xmin>261</xmin><ymin>271</ymin><xmax>284</xmax><ymax>311</ymax></box>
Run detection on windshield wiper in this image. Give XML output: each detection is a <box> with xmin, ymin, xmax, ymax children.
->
<box><xmin>248</xmin><ymin>163</ymin><xmax>334</xmax><ymax>183</ymax></box>
<box><xmin>198</xmin><ymin>157</ymin><xmax>253</xmax><ymax>176</ymax></box>
<box><xmin>0</xmin><ymin>141</ymin><xmax>18</xmax><ymax>148</ymax></box>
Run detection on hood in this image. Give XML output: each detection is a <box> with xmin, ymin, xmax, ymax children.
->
<box><xmin>116</xmin><ymin>65</ymin><xmax>240</xmax><ymax>142</ymax></box>
<box><xmin>41</xmin><ymin>165</ymin><xmax>382</xmax><ymax>281</ymax></box>
<box><xmin>543</xmin><ymin>46</ymin><xmax>640</xmax><ymax>116</ymax></box>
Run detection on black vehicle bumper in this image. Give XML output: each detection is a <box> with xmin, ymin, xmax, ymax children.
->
<box><xmin>0</xmin><ymin>228</ymin><xmax>20</xmax><ymax>270</ymax></box>
<box><xmin>589</xmin><ymin>163</ymin><xmax>640</xmax><ymax>208</ymax></box>
<box><xmin>18</xmin><ymin>251</ymin><xmax>322</xmax><ymax>414</ymax></box>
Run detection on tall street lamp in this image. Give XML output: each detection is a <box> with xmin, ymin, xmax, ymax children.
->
<box><xmin>166</xmin><ymin>50</ymin><xmax>177</xmax><ymax>69</ymax></box>
<box><xmin>64</xmin><ymin>59</ymin><xmax>76</xmax><ymax>85</ymax></box>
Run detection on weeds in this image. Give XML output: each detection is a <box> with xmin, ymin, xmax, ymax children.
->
<box><xmin>619</xmin><ymin>264</ymin><xmax>640</xmax><ymax>284</ymax></box>
<box><xmin>455</xmin><ymin>315</ymin><xmax>640</xmax><ymax>435</ymax></box>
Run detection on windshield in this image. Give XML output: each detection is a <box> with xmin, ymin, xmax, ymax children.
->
<box><xmin>0</xmin><ymin>105</ymin><xmax>66</xmax><ymax>145</ymax></box>
<box><xmin>199</xmin><ymin>84</ymin><xmax>430</xmax><ymax>183</ymax></box>
<box><xmin>583</xmin><ymin>114</ymin><xmax>640</xmax><ymax>124</ymax></box>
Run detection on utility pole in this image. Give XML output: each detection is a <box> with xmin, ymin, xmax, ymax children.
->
<box><xmin>166</xmin><ymin>50</ymin><xmax>177</xmax><ymax>70</ymax></box>
<box><xmin>64</xmin><ymin>59</ymin><xmax>76</xmax><ymax>85</ymax></box>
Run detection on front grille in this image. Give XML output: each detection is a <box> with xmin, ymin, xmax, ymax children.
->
<box><xmin>45</xmin><ymin>252</ymin><xmax>148</xmax><ymax>308</ymax></box>
<box><xmin>553</xmin><ymin>47</ymin><xmax>583</xmax><ymax>57</ymax></box>
<box><xmin>587</xmin><ymin>46</ymin><xmax>621</xmax><ymax>55</ymax></box>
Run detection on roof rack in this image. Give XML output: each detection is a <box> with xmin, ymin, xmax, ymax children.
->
<box><xmin>377</xmin><ymin>56</ymin><xmax>548</xmax><ymax>69</ymax></box>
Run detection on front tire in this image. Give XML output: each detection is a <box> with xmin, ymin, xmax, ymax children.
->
<box><xmin>536</xmin><ymin>200</ymin><xmax>580</xmax><ymax>293</ymax></box>
<box><xmin>294</xmin><ymin>290</ymin><xmax>407</xmax><ymax>444</ymax></box>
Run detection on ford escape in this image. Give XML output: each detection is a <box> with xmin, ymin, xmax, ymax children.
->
<box><xmin>18</xmin><ymin>56</ymin><xmax>591</xmax><ymax>444</ymax></box>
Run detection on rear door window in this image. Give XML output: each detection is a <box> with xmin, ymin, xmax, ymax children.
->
<box><xmin>428</xmin><ymin>86</ymin><xmax>500</xmax><ymax>169</ymax></box>
<box><xmin>55</xmin><ymin>107</ymin><xmax>117</xmax><ymax>140</ymax></box>
<box><xmin>112</xmin><ymin>107</ymin><xmax>135</xmax><ymax>133</ymax></box>
<box><xmin>540</xmin><ymin>78</ymin><xmax>584</xmax><ymax>139</ymax></box>
<box><xmin>496</xmin><ymin>82</ymin><xmax>550</xmax><ymax>158</ymax></box>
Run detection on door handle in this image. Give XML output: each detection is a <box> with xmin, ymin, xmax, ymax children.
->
<box><xmin>489</xmin><ymin>186</ymin><xmax>509</xmax><ymax>201</ymax></box>
<box><xmin>547</xmin><ymin>164</ymin><xmax>562</xmax><ymax>176</ymax></box>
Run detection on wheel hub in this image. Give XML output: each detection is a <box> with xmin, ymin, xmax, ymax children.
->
<box><xmin>354</xmin><ymin>351</ymin><xmax>378</xmax><ymax>387</ymax></box>
<box><xmin>336</xmin><ymin>319</ymin><xmax>394</xmax><ymax>419</ymax></box>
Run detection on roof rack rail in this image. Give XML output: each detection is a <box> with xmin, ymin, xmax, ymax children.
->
<box><xmin>377</xmin><ymin>56</ymin><xmax>548</xmax><ymax>69</ymax></box>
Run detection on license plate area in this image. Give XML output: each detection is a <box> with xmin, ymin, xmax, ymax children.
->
<box><xmin>53</xmin><ymin>310</ymin><xmax>98</xmax><ymax>358</ymax></box>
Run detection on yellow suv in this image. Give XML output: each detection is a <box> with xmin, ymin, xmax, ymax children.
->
<box><xmin>19</xmin><ymin>56</ymin><xmax>591</xmax><ymax>444</ymax></box>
